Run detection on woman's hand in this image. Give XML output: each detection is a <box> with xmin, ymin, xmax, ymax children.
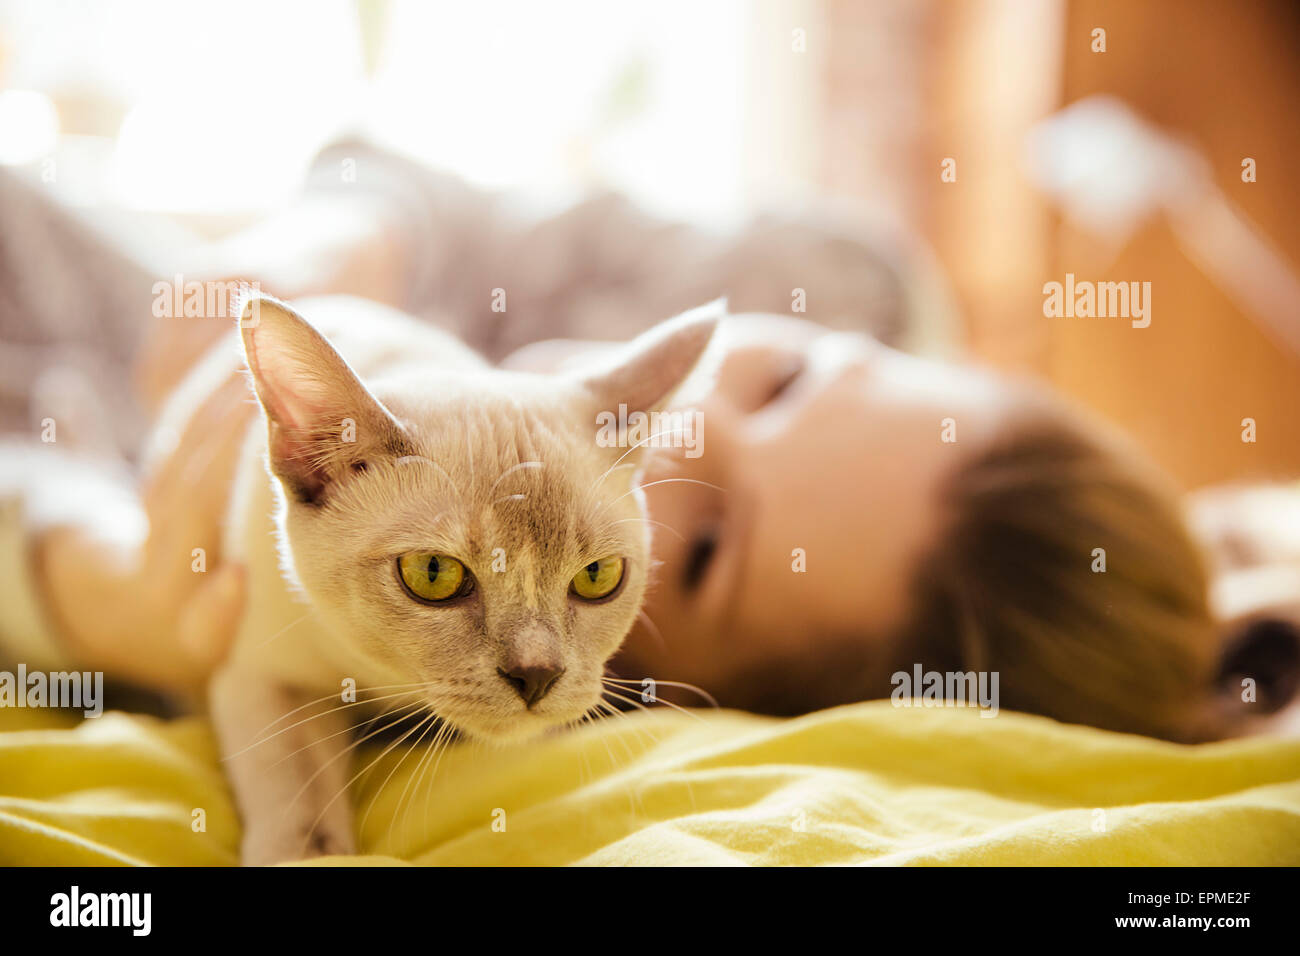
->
<box><xmin>37</xmin><ymin>373</ymin><xmax>254</xmax><ymax>692</ymax></box>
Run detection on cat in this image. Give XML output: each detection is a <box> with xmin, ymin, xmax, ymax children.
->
<box><xmin>195</xmin><ymin>293</ymin><xmax>718</xmax><ymax>864</ymax></box>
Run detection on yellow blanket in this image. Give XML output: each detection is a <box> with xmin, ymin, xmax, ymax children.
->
<box><xmin>2</xmin><ymin>702</ymin><xmax>1298</xmax><ymax>865</ymax></box>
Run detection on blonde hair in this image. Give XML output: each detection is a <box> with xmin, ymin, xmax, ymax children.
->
<box><xmin>903</xmin><ymin>400</ymin><xmax>1229</xmax><ymax>742</ymax></box>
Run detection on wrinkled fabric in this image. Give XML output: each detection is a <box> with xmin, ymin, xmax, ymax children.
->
<box><xmin>2</xmin><ymin>701</ymin><xmax>1297</xmax><ymax>866</ymax></box>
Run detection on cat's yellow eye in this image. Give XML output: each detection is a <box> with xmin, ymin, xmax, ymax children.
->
<box><xmin>570</xmin><ymin>557</ymin><xmax>625</xmax><ymax>601</ymax></box>
<box><xmin>398</xmin><ymin>552</ymin><xmax>471</xmax><ymax>603</ymax></box>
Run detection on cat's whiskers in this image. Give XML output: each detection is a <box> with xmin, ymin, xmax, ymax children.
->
<box><xmin>488</xmin><ymin>460</ymin><xmax>546</xmax><ymax>509</ymax></box>
<box><xmin>612</xmin><ymin>515</ymin><xmax>686</xmax><ymax>544</ymax></box>
<box><xmin>596</xmin><ymin>695</ymin><xmax>699</xmax><ymax>817</ymax></box>
<box><xmin>603</xmin><ymin>675</ymin><xmax>719</xmax><ymax>708</ymax></box>
<box><xmin>489</xmin><ymin>460</ymin><xmax>544</xmax><ymax>493</ymax></box>
<box><xmin>394</xmin><ymin>454</ymin><xmax>465</xmax><ymax>500</ymax></box>
<box><xmin>284</xmin><ymin>702</ymin><xmax>429</xmax><ymax>822</ymax></box>
<box><xmin>225</xmin><ymin>687</ymin><xmax>436</xmax><ymax>761</ymax></box>
<box><xmin>270</xmin><ymin>697</ymin><xmax>427</xmax><ymax>770</ymax></box>
<box><xmin>571</xmin><ymin>706</ymin><xmax>609</xmax><ymax>787</ymax></box>
<box><xmin>634</xmin><ymin>608</ymin><xmax>668</xmax><ymax>650</ymax></box>
<box><xmin>249</xmin><ymin>681</ymin><xmax>436</xmax><ymax>742</ymax></box>
<box><xmin>572</xmin><ymin>715</ymin><xmax>594</xmax><ymax>790</ymax></box>
<box><xmin>395</xmin><ymin>717</ymin><xmax>455</xmax><ymax>839</ymax></box>
<box><xmin>255</xmin><ymin>609</ymin><xmax>316</xmax><ymax>648</ymax></box>
<box><xmin>596</xmin><ymin>696</ymin><xmax>663</xmax><ymax>756</ymax></box>
<box><xmin>305</xmin><ymin>709</ymin><xmax>439</xmax><ymax>857</ymax></box>
<box><xmin>590</xmin><ymin>700</ymin><xmax>651</xmax><ymax>818</ymax></box>
<box><xmin>382</xmin><ymin>713</ymin><xmax>444</xmax><ymax>847</ymax></box>
<box><xmin>608</xmin><ymin>477</ymin><xmax>728</xmax><ymax>508</ymax></box>
<box><xmin>601</xmin><ymin>681</ymin><xmax>708</xmax><ymax>724</ymax></box>
<box><xmin>414</xmin><ymin>721</ymin><xmax>460</xmax><ymax>842</ymax></box>
<box><xmin>355</xmin><ymin>716</ymin><xmax>438</xmax><ymax>839</ymax></box>
<box><xmin>588</xmin><ymin>699</ymin><xmax>635</xmax><ymax>770</ymax></box>
<box><xmin>588</xmin><ymin>461</ymin><xmax>638</xmax><ymax>493</ymax></box>
<box><xmin>588</xmin><ymin>425</ymin><xmax>699</xmax><ymax>492</ymax></box>
<box><xmin>408</xmin><ymin>722</ymin><xmax>453</xmax><ymax>842</ymax></box>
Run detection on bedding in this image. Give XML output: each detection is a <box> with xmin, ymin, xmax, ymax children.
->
<box><xmin>1</xmin><ymin>700</ymin><xmax>1298</xmax><ymax>866</ymax></box>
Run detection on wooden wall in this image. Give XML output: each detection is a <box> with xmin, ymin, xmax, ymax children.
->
<box><xmin>818</xmin><ymin>0</ymin><xmax>1300</xmax><ymax>489</ymax></box>
<box><xmin>1047</xmin><ymin>0</ymin><xmax>1300</xmax><ymax>488</ymax></box>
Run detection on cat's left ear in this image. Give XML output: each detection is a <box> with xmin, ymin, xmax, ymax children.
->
<box><xmin>238</xmin><ymin>293</ymin><xmax>410</xmax><ymax>504</ymax></box>
<box><xmin>577</xmin><ymin>300</ymin><xmax>722</xmax><ymax>440</ymax></box>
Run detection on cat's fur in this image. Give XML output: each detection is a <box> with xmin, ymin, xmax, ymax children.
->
<box><xmin>185</xmin><ymin>294</ymin><xmax>717</xmax><ymax>864</ymax></box>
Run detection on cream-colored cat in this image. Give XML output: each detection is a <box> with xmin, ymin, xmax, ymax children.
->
<box><xmin>180</xmin><ymin>293</ymin><xmax>717</xmax><ymax>864</ymax></box>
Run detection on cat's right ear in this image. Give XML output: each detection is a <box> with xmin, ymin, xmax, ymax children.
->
<box><xmin>577</xmin><ymin>300</ymin><xmax>722</xmax><ymax>454</ymax></box>
<box><xmin>238</xmin><ymin>294</ymin><xmax>409</xmax><ymax>504</ymax></box>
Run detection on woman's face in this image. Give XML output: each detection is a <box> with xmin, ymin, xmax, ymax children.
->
<box><xmin>620</xmin><ymin>314</ymin><xmax>1018</xmax><ymax>705</ymax></box>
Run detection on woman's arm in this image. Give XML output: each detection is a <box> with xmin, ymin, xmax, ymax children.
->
<box><xmin>2</xmin><ymin>374</ymin><xmax>251</xmax><ymax>691</ymax></box>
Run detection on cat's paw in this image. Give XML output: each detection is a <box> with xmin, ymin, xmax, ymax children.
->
<box><xmin>240</xmin><ymin>820</ymin><xmax>356</xmax><ymax>866</ymax></box>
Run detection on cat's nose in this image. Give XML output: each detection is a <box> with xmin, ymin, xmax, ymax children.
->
<box><xmin>498</xmin><ymin>663</ymin><xmax>565</xmax><ymax>707</ymax></box>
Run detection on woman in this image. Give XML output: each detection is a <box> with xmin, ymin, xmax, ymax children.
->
<box><xmin>0</xmin><ymin>140</ymin><xmax>926</xmax><ymax>689</ymax></box>
<box><xmin>508</xmin><ymin>315</ymin><xmax>1299</xmax><ymax>742</ymax></box>
<box><xmin>2</xmin><ymin>153</ymin><xmax>1295</xmax><ymax>742</ymax></box>
<box><xmin>18</xmin><ymin>309</ymin><xmax>1297</xmax><ymax>743</ymax></box>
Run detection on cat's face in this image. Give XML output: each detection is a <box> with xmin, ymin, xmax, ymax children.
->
<box><xmin>240</xmin><ymin>296</ymin><xmax>716</xmax><ymax>743</ymax></box>
<box><xmin>282</xmin><ymin>384</ymin><xmax>654</xmax><ymax>742</ymax></box>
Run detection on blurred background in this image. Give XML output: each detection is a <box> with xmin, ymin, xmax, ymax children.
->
<box><xmin>1</xmin><ymin>0</ymin><xmax>1298</xmax><ymax>489</ymax></box>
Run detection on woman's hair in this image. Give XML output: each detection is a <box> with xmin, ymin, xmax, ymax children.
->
<box><xmin>898</xmin><ymin>398</ymin><xmax>1281</xmax><ymax>743</ymax></box>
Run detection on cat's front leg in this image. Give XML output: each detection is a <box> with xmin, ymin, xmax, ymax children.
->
<box><xmin>210</xmin><ymin>665</ymin><xmax>358</xmax><ymax>865</ymax></box>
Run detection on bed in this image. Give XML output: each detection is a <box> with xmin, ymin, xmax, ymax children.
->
<box><xmin>1</xmin><ymin>701</ymin><xmax>1297</xmax><ymax>865</ymax></box>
